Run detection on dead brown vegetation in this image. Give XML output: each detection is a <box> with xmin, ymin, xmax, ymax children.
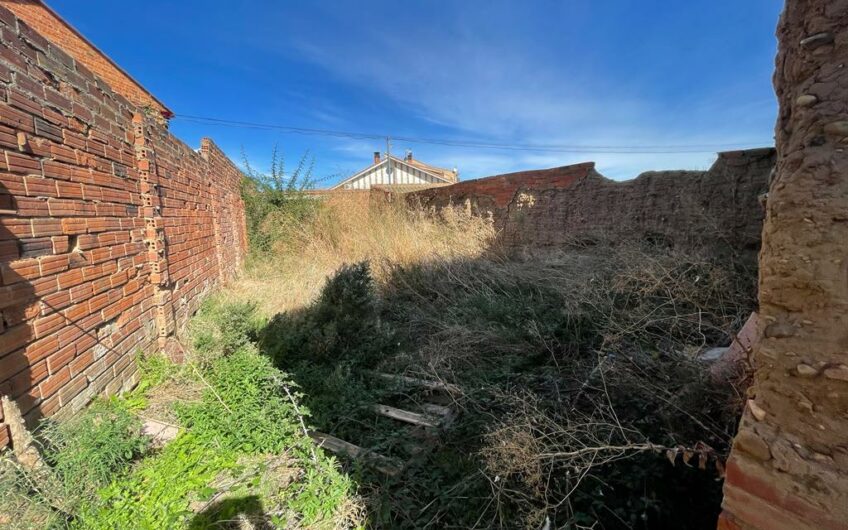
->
<box><xmin>230</xmin><ymin>193</ymin><xmax>757</xmax><ymax>528</ymax></box>
<box><xmin>231</xmin><ymin>194</ymin><xmax>494</xmax><ymax>317</ymax></box>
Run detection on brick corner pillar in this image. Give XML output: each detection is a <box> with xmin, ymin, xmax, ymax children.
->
<box><xmin>132</xmin><ymin>113</ymin><xmax>178</xmax><ymax>359</ymax></box>
<box><xmin>720</xmin><ymin>2</ymin><xmax>848</xmax><ymax>530</ymax></box>
<box><xmin>199</xmin><ymin>138</ymin><xmax>226</xmax><ymax>284</ymax></box>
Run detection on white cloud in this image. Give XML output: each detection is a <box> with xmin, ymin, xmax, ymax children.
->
<box><xmin>257</xmin><ymin>3</ymin><xmax>775</xmax><ymax>180</ymax></box>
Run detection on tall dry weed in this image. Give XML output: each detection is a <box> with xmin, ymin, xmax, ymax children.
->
<box><xmin>229</xmin><ymin>194</ymin><xmax>494</xmax><ymax>316</ymax></box>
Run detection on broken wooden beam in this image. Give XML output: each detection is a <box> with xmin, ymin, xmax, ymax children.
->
<box><xmin>309</xmin><ymin>431</ymin><xmax>402</xmax><ymax>476</ymax></box>
<box><xmin>373</xmin><ymin>404</ymin><xmax>440</xmax><ymax>428</ymax></box>
<box><xmin>420</xmin><ymin>403</ymin><xmax>452</xmax><ymax>418</ymax></box>
<box><xmin>370</xmin><ymin>372</ymin><xmax>461</xmax><ymax>395</ymax></box>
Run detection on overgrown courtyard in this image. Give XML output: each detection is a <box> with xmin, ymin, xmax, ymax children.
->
<box><xmin>1</xmin><ymin>183</ymin><xmax>756</xmax><ymax>529</ymax></box>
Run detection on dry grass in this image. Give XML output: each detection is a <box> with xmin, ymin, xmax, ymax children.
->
<box><xmin>370</xmin><ymin>243</ymin><xmax>755</xmax><ymax>528</ymax></box>
<box><xmin>228</xmin><ymin>194</ymin><xmax>495</xmax><ymax>316</ymax></box>
<box><xmin>214</xmin><ymin>189</ymin><xmax>755</xmax><ymax>528</ymax></box>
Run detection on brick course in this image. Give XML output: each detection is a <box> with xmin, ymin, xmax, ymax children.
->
<box><xmin>0</xmin><ymin>5</ymin><xmax>246</xmax><ymax>447</ymax></box>
<box><xmin>1</xmin><ymin>0</ymin><xmax>171</xmax><ymax>118</ymax></box>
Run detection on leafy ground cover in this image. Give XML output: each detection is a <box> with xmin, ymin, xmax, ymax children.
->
<box><xmin>0</xmin><ymin>297</ymin><xmax>363</xmax><ymax>530</ymax></box>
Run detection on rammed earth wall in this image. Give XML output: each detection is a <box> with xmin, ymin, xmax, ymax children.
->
<box><xmin>406</xmin><ymin>148</ymin><xmax>775</xmax><ymax>257</ymax></box>
<box><xmin>0</xmin><ymin>5</ymin><xmax>247</xmax><ymax>448</ymax></box>
<box><xmin>720</xmin><ymin>1</ymin><xmax>848</xmax><ymax>529</ymax></box>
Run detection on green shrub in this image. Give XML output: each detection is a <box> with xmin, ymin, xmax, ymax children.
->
<box><xmin>263</xmin><ymin>261</ymin><xmax>393</xmax><ymax>367</ymax></box>
<box><xmin>73</xmin><ymin>433</ymin><xmax>237</xmax><ymax>530</ymax></box>
<box><xmin>2</xmin><ymin>293</ymin><xmax>361</xmax><ymax>530</ymax></box>
<box><xmin>189</xmin><ymin>296</ymin><xmax>263</xmax><ymax>365</ymax></box>
<box><xmin>241</xmin><ymin>148</ymin><xmax>322</xmax><ymax>255</ymax></box>
<box><xmin>0</xmin><ymin>398</ymin><xmax>148</xmax><ymax>529</ymax></box>
<box><xmin>176</xmin><ymin>345</ymin><xmax>309</xmax><ymax>455</ymax></box>
<box><xmin>40</xmin><ymin>399</ymin><xmax>148</xmax><ymax>499</ymax></box>
<box><xmin>258</xmin><ymin>262</ymin><xmax>395</xmax><ymax>437</ymax></box>
<box><xmin>75</xmin><ymin>298</ymin><xmax>359</xmax><ymax>529</ymax></box>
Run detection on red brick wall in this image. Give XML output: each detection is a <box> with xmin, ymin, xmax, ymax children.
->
<box><xmin>0</xmin><ymin>1</ymin><xmax>170</xmax><ymax>117</ymax></box>
<box><xmin>0</xmin><ymin>5</ymin><xmax>246</xmax><ymax>447</ymax></box>
<box><xmin>406</xmin><ymin>150</ymin><xmax>774</xmax><ymax>257</ymax></box>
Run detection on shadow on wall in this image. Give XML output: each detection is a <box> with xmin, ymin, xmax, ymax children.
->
<box><xmin>0</xmin><ymin>167</ymin><xmax>155</xmax><ymax>444</ymax></box>
<box><xmin>0</xmin><ymin>178</ymin><xmax>37</xmax><ymax>445</ymax></box>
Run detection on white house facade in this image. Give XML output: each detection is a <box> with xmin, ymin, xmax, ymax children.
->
<box><xmin>332</xmin><ymin>152</ymin><xmax>458</xmax><ymax>190</ymax></box>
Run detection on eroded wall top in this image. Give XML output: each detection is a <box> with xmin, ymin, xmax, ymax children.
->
<box><xmin>0</xmin><ymin>0</ymin><xmax>172</xmax><ymax>118</ymax></box>
<box><xmin>407</xmin><ymin>148</ymin><xmax>775</xmax><ymax>258</ymax></box>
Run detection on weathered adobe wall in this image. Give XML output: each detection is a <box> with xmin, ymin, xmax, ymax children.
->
<box><xmin>407</xmin><ymin>149</ymin><xmax>775</xmax><ymax>256</ymax></box>
<box><xmin>0</xmin><ymin>5</ymin><xmax>247</xmax><ymax>448</ymax></box>
<box><xmin>719</xmin><ymin>1</ymin><xmax>848</xmax><ymax>530</ymax></box>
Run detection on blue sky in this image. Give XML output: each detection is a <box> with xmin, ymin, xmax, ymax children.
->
<box><xmin>49</xmin><ymin>0</ymin><xmax>782</xmax><ymax>183</ymax></box>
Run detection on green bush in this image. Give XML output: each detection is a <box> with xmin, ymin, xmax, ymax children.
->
<box><xmin>40</xmin><ymin>399</ymin><xmax>148</xmax><ymax>501</ymax></box>
<box><xmin>0</xmin><ymin>398</ymin><xmax>148</xmax><ymax>529</ymax></box>
<box><xmin>258</xmin><ymin>262</ymin><xmax>396</xmax><ymax>435</ymax></box>
<box><xmin>263</xmin><ymin>261</ymin><xmax>392</xmax><ymax>367</ymax></box>
<box><xmin>241</xmin><ymin>148</ymin><xmax>322</xmax><ymax>255</ymax></box>
<box><xmin>74</xmin><ymin>298</ymin><xmax>360</xmax><ymax>529</ymax></box>
<box><xmin>177</xmin><ymin>345</ymin><xmax>309</xmax><ymax>455</ymax></box>
<box><xmin>73</xmin><ymin>433</ymin><xmax>235</xmax><ymax>530</ymax></box>
<box><xmin>189</xmin><ymin>296</ymin><xmax>263</xmax><ymax>365</ymax></box>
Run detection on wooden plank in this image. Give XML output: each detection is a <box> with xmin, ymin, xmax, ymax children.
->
<box><xmin>421</xmin><ymin>403</ymin><xmax>455</xmax><ymax>428</ymax></box>
<box><xmin>309</xmin><ymin>431</ymin><xmax>402</xmax><ymax>476</ymax></box>
<box><xmin>310</xmin><ymin>432</ymin><xmax>361</xmax><ymax>457</ymax></box>
<box><xmin>420</xmin><ymin>403</ymin><xmax>452</xmax><ymax>418</ymax></box>
<box><xmin>374</xmin><ymin>404</ymin><xmax>440</xmax><ymax>428</ymax></box>
<box><xmin>371</xmin><ymin>372</ymin><xmax>461</xmax><ymax>395</ymax></box>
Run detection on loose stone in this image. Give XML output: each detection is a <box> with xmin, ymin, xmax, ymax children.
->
<box><xmin>823</xmin><ymin>121</ymin><xmax>848</xmax><ymax>136</ymax></box>
<box><xmin>748</xmin><ymin>399</ymin><xmax>767</xmax><ymax>421</ymax></box>
<box><xmin>795</xmin><ymin>94</ymin><xmax>817</xmax><ymax>106</ymax></box>
<box><xmin>800</xmin><ymin>32</ymin><xmax>834</xmax><ymax>48</ymax></box>
<box><xmin>823</xmin><ymin>364</ymin><xmax>848</xmax><ymax>382</ymax></box>
<box><xmin>796</xmin><ymin>363</ymin><xmax>819</xmax><ymax>377</ymax></box>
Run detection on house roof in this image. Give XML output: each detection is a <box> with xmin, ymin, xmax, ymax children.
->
<box><xmin>404</xmin><ymin>158</ymin><xmax>458</xmax><ymax>183</ymax></box>
<box><xmin>331</xmin><ymin>155</ymin><xmax>457</xmax><ymax>190</ymax></box>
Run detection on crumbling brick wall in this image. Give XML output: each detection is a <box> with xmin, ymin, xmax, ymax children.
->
<box><xmin>0</xmin><ymin>5</ymin><xmax>247</xmax><ymax>448</ymax></box>
<box><xmin>407</xmin><ymin>149</ymin><xmax>774</xmax><ymax>256</ymax></box>
<box><xmin>1</xmin><ymin>0</ymin><xmax>171</xmax><ymax>117</ymax></box>
<box><xmin>719</xmin><ymin>2</ymin><xmax>848</xmax><ymax>529</ymax></box>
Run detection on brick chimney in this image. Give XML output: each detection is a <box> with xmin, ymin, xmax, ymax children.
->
<box><xmin>373</xmin><ymin>151</ymin><xmax>381</xmax><ymax>165</ymax></box>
